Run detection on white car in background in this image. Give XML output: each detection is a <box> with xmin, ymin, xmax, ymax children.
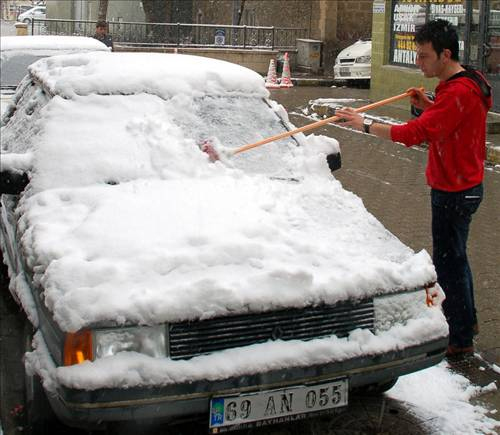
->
<box><xmin>1</xmin><ymin>35</ymin><xmax>109</xmax><ymax>117</ymax></box>
<box><xmin>0</xmin><ymin>52</ymin><xmax>447</xmax><ymax>432</ymax></box>
<box><xmin>17</xmin><ymin>5</ymin><xmax>46</xmax><ymax>24</ymax></box>
<box><xmin>334</xmin><ymin>39</ymin><xmax>371</xmax><ymax>83</ymax></box>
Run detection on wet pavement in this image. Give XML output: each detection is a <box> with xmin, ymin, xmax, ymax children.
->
<box><xmin>270</xmin><ymin>84</ymin><xmax>500</xmax><ymax>423</ymax></box>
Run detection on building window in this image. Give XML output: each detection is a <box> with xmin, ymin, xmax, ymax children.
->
<box><xmin>390</xmin><ymin>0</ymin><xmax>467</xmax><ymax>68</ymax></box>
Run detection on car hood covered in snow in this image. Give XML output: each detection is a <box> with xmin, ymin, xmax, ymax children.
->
<box><xmin>337</xmin><ymin>40</ymin><xmax>371</xmax><ymax>59</ymax></box>
<box><xmin>1</xmin><ymin>52</ymin><xmax>436</xmax><ymax>333</ymax></box>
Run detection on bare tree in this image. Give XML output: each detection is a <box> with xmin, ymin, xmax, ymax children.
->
<box><xmin>141</xmin><ymin>0</ymin><xmax>168</xmax><ymax>23</ymax></box>
<box><xmin>97</xmin><ymin>0</ymin><xmax>109</xmax><ymax>22</ymax></box>
<box><xmin>237</xmin><ymin>0</ymin><xmax>246</xmax><ymax>25</ymax></box>
<box><xmin>141</xmin><ymin>0</ymin><xmax>169</xmax><ymax>42</ymax></box>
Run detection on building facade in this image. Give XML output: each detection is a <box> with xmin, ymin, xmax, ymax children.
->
<box><xmin>371</xmin><ymin>0</ymin><xmax>499</xmax><ymax>112</ymax></box>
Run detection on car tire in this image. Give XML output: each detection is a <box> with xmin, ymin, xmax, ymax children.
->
<box><xmin>23</xmin><ymin>18</ymin><xmax>31</xmax><ymax>24</ymax></box>
<box><xmin>23</xmin><ymin>321</ymin><xmax>57</xmax><ymax>435</ymax></box>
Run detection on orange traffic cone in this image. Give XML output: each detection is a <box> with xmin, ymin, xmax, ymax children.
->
<box><xmin>265</xmin><ymin>59</ymin><xmax>280</xmax><ymax>89</ymax></box>
<box><xmin>279</xmin><ymin>52</ymin><xmax>294</xmax><ymax>88</ymax></box>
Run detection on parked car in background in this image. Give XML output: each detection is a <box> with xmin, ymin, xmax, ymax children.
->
<box><xmin>1</xmin><ymin>35</ymin><xmax>109</xmax><ymax>117</ymax></box>
<box><xmin>16</xmin><ymin>5</ymin><xmax>34</xmax><ymax>20</ymax></box>
<box><xmin>333</xmin><ymin>39</ymin><xmax>372</xmax><ymax>83</ymax></box>
<box><xmin>0</xmin><ymin>52</ymin><xmax>447</xmax><ymax>433</ymax></box>
<box><xmin>17</xmin><ymin>5</ymin><xmax>46</xmax><ymax>24</ymax></box>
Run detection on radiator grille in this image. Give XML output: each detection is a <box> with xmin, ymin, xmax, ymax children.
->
<box><xmin>168</xmin><ymin>299</ymin><xmax>374</xmax><ymax>360</ymax></box>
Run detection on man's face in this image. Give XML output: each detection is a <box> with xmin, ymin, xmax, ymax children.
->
<box><xmin>415</xmin><ymin>42</ymin><xmax>448</xmax><ymax>78</ymax></box>
<box><xmin>96</xmin><ymin>25</ymin><xmax>106</xmax><ymax>36</ymax></box>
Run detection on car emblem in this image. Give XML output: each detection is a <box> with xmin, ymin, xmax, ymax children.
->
<box><xmin>271</xmin><ymin>326</ymin><xmax>284</xmax><ymax>340</ymax></box>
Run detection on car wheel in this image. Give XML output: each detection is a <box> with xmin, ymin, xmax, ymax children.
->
<box><xmin>23</xmin><ymin>18</ymin><xmax>31</xmax><ymax>24</ymax></box>
<box><xmin>23</xmin><ymin>321</ymin><xmax>56</xmax><ymax>435</ymax></box>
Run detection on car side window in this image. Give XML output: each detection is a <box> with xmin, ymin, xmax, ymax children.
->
<box><xmin>1</xmin><ymin>79</ymin><xmax>50</xmax><ymax>153</ymax></box>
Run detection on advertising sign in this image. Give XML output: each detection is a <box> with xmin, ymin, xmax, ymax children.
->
<box><xmin>390</xmin><ymin>0</ymin><xmax>467</xmax><ymax>67</ymax></box>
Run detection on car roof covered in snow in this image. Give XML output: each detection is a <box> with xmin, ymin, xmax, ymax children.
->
<box><xmin>0</xmin><ymin>35</ymin><xmax>109</xmax><ymax>53</ymax></box>
<box><xmin>28</xmin><ymin>52</ymin><xmax>269</xmax><ymax>99</ymax></box>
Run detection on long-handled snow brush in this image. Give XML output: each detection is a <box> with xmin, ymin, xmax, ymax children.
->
<box><xmin>202</xmin><ymin>88</ymin><xmax>422</xmax><ymax>163</ymax></box>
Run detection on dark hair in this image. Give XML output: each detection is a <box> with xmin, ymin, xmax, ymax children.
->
<box><xmin>96</xmin><ymin>21</ymin><xmax>107</xmax><ymax>28</ymax></box>
<box><xmin>414</xmin><ymin>19</ymin><xmax>459</xmax><ymax>61</ymax></box>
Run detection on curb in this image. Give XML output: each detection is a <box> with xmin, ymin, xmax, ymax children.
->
<box><xmin>291</xmin><ymin>78</ymin><xmax>337</xmax><ymax>87</ymax></box>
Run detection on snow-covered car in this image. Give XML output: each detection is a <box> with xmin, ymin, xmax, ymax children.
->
<box><xmin>0</xmin><ymin>52</ymin><xmax>448</xmax><ymax>432</ymax></box>
<box><xmin>0</xmin><ymin>35</ymin><xmax>110</xmax><ymax>117</ymax></box>
<box><xmin>333</xmin><ymin>39</ymin><xmax>371</xmax><ymax>82</ymax></box>
<box><xmin>17</xmin><ymin>5</ymin><xmax>46</xmax><ymax>24</ymax></box>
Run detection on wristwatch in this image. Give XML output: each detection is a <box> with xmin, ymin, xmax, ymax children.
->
<box><xmin>363</xmin><ymin>118</ymin><xmax>373</xmax><ymax>134</ymax></box>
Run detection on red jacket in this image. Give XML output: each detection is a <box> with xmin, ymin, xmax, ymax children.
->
<box><xmin>391</xmin><ymin>71</ymin><xmax>492</xmax><ymax>192</ymax></box>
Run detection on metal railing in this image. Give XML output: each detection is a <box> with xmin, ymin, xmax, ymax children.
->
<box><xmin>32</xmin><ymin>18</ymin><xmax>307</xmax><ymax>50</ymax></box>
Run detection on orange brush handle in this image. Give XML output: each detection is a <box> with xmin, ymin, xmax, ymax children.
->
<box><xmin>233</xmin><ymin>88</ymin><xmax>423</xmax><ymax>155</ymax></box>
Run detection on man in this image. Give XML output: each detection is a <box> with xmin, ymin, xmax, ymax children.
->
<box><xmin>93</xmin><ymin>21</ymin><xmax>113</xmax><ymax>49</ymax></box>
<box><xmin>335</xmin><ymin>19</ymin><xmax>492</xmax><ymax>358</ymax></box>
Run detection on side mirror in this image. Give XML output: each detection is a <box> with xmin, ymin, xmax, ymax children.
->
<box><xmin>327</xmin><ymin>152</ymin><xmax>342</xmax><ymax>172</ymax></box>
<box><xmin>1</xmin><ymin>169</ymin><xmax>29</xmax><ymax>195</ymax></box>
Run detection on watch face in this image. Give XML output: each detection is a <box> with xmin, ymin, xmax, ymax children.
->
<box><xmin>364</xmin><ymin>118</ymin><xmax>373</xmax><ymax>126</ymax></box>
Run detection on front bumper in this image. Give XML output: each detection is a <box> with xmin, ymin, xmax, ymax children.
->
<box><xmin>333</xmin><ymin>64</ymin><xmax>371</xmax><ymax>80</ymax></box>
<box><xmin>50</xmin><ymin>337</ymin><xmax>447</xmax><ymax>429</ymax></box>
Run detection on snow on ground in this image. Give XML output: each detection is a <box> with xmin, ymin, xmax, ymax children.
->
<box><xmin>390</xmin><ymin>360</ymin><xmax>499</xmax><ymax>434</ymax></box>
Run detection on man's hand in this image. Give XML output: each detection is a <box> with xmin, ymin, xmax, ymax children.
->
<box><xmin>408</xmin><ymin>87</ymin><xmax>434</xmax><ymax>111</ymax></box>
<box><xmin>334</xmin><ymin>108</ymin><xmax>364</xmax><ymax>131</ymax></box>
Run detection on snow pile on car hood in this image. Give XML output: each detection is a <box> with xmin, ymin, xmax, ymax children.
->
<box><xmin>12</xmin><ymin>98</ymin><xmax>436</xmax><ymax>332</ymax></box>
<box><xmin>28</xmin><ymin>52</ymin><xmax>269</xmax><ymax>99</ymax></box>
<box><xmin>3</xmin><ymin>54</ymin><xmax>437</xmax><ymax>332</ymax></box>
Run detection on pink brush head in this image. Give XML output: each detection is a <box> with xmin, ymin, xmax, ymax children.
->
<box><xmin>201</xmin><ymin>140</ymin><xmax>220</xmax><ymax>162</ymax></box>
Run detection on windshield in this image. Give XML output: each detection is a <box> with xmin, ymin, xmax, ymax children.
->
<box><xmin>0</xmin><ymin>53</ymin><xmax>47</xmax><ymax>87</ymax></box>
<box><xmin>174</xmin><ymin>96</ymin><xmax>297</xmax><ymax>176</ymax></box>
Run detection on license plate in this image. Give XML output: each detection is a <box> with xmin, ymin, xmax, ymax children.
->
<box><xmin>339</xmin><ymin>67</ymin><xmax>350</xmax><ymax>76</ymax></box>
<box><xmin>209</xmin><ymin>378</ymin><xmax>348</xmax><ymax>432</ymax></box>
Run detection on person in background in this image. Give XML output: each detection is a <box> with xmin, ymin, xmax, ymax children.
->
<box><xmin>334</xmin><ymin>19</ymin><xmax>492</xmax><ymax>359</ymax></box>
<box><xmin>93</xmin><ymin>21</ymin><xmax>113</xmax><ymax>49</ymax></box>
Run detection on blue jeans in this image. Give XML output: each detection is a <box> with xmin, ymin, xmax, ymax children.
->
<box><xmin>431</xmin><ymin>184</ymin><xmax>483</xmax><ymax>348</ymax></box>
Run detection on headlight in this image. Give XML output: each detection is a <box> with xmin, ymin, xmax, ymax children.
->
<box><xmin>335</xmin><ymin>57</ymin><xmax>340</xmax><ymax>65</ymax></box>
<box><xmin>355</xmin><ymin>55</ymin><xmax>371</xmax><ymax>64</ymax></box>
<box><xmin>374</xmin><ymin>289</ymin><xmax>431</xmax><ymax>333</ymax></box>
<box><xmin>94</xmin><ymin>325</ymin><xmax>167</xmax><ymax>359</ymax></box>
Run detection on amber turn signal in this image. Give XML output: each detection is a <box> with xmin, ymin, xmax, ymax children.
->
<box><xmin>64</xmin><ymin>330</ymin><xmax>93</xmax><ymax>366</ymax></box>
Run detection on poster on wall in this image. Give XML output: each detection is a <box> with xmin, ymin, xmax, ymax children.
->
<box><xmin>390</xmin><ymin>0</ymin><xmax>467</xmax><ymax>67</ymax></box>
<box><xmin>391</xmin><ymin>1</ymin><xmax>426</xmax><ymax>66</ymax></box>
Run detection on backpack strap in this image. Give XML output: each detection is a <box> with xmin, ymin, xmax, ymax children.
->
<box><xmin>448</xmin><ymin>66</ymin><xmax>492</xmax><ymax>99</ymax></box>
